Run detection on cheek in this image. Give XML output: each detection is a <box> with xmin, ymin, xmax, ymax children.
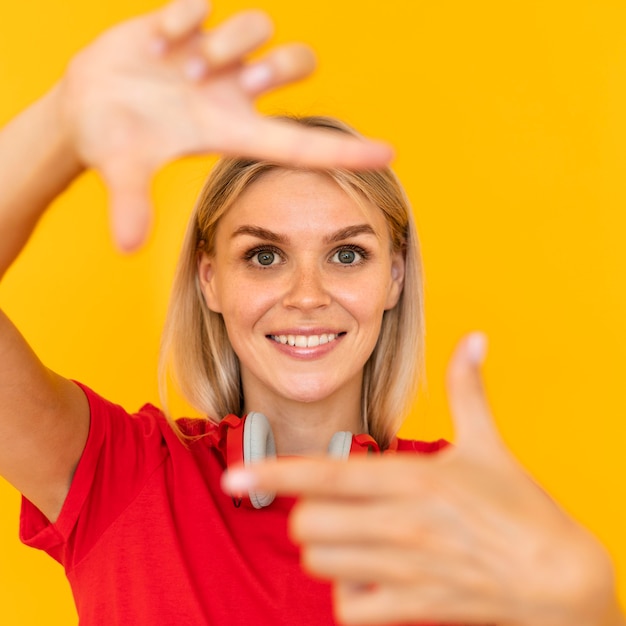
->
<box><xmin>335</xmin><ymin>270</ymin><xmax>393</xmax><ymax>316</ymax></box>
<box><xmin>341</xmin><ymin>287</ymin><xmax>386</xmax><ymax>361</ymax></box>
<box><xmin>219</xmin><ymin>277</ymin><xmax>278</xmax><ymax>328</ymax></box>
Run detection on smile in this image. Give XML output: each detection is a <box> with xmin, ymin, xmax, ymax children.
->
<box><xmin>268</xmin><ymin>333</ymin><xmax>344</xmax><ymax>348</ymax></box>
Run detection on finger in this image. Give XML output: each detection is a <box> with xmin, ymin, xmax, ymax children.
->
<box><xmin>334</xmin><ymin>581</ymin><xmax>495</xmax><ymax>625</ymax></box>
<box><xmin>302</xmin><ymin>544</ymin><xmax>482</xmax><ymax>590</ymax></box>
<box><xmin>201</xmin><ymin>10</ymin><xmax>273</xmax><ymax>70</ymax></box>
<box><xmin>102</xmin><ymin>165</ymin><xmax>153</xmax><ymax>252</ymax></box>
<box><xmin>290</xmin><ymin>498</ymin><xmax>455</xmax><ymax>547</ymax></box>
<box><xmin>222</xmin><ymin>455</ymin><xmax>433</xmax><ymax>500</ymax></box>
<box><xmin>154</xmin><ymin>0</ymin><xmax>209</xmax><ymax>46</ymax></box>
<box><xmin>292</xmin><ymin>500</ymin><xmax>405</xmax><ymax>545</ymax></box>
<box><xmin>303</xmin><ymin>544</ymin><xmax>447</xmax><ymax>585</ymax></box>
<box><xmin>239</xmin><ymin>43</ymin><xmax>316</xmax><ymax>96</ymax></box>
<box><xmin>221</xmin><ymin>116</ymin><xmax>394</xmax><ymax>170</ymax></box>
<box><xmin>446</xmin><ymin>333</ymin><xmax>503</xmax><ymax>453</ymax></box>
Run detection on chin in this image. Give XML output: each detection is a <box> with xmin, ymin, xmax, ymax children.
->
<box><xmin>275</xmin><ymin>379</ymin><xmax>341</xmax><ymax>405</ymax></box>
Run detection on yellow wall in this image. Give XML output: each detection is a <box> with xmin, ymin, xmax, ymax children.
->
<box><xmin>1</xmin><ymin>0</ymin><xmax>625</xmax><ymax>622</ymax></box>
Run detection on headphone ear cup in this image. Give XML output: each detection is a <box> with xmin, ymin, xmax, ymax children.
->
<box><xmin>243</xmin><ymin>412</ymin><xmax>277</xmax><ymax>509</ymax></box>
<box><xmin>327</xmin><ymin>431</ymin><xmax>353</xmax><ymax>459</ymax></box>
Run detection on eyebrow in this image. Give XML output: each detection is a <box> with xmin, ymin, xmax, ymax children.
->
<box><xmin>231</xmin><ymin>225</ymin><xmax>286</xmax><ymax>243</ymax></box>
<box><xmin>231</xmin><ymin>224</ymin><xmax>378</xmax><ymax>244</ymax></box>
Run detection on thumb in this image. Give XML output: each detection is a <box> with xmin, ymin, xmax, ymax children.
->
<box><xmin>102</xmin><ymin>166</ymin><xmax>153</xmax><ymax>252</ymax></box>
<box><xmin>446</xmin><ymin>332</ymin><xmax>504</xmax><ymax>454</ymax></box>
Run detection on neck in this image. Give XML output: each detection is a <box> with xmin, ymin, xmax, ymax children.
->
<box><xmin>241</xmin><ymin>376</ymin><xmax>364</xmax><ymax>456</ymax></box>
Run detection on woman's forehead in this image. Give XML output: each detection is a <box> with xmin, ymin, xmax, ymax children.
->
<box><xmin>218</xmin><ymin>169</ymin><xmax>388</xmax><ymax>237</ymax></box>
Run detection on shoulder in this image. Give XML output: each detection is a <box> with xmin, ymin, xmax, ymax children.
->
<box><xmin>21</xmin><ymin>383</ymin><xmax>224</xmax><ymax>561</ymax></box>
<box><xmin>174</xmin><ymin>416</ymin><xmax>220</xmax><ymax>439</ymax></box>
<box><xmin>76</xmin><ymin>381</ymin><xmax>219</xmax><ymax>443</ymax></box>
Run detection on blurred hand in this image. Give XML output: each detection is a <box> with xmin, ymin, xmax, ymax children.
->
<box><xmin>60</xmin><ymin>0</ymin><xmax>392</xmax><ymax>250</ymax></box>
<box><xmin>223</xmin><ymin>334</ymin><xmax>621</xmax><ymax>626</ymax></box>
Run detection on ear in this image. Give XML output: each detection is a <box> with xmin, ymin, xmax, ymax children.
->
<box><xmin>197</xmin><ymin>252</ymin><xmax>223</xmax><ymax>313</ymax></box>
<box><xmin>384</xmin><ymin>250</ymin><xmax>405</xmax><ymax>310</ymax></box>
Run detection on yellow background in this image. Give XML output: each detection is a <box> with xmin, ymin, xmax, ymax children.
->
<box><xmin>1</xmin><ymin>0</ymin><xmax>625</xmax><ymax>623</ymax></box>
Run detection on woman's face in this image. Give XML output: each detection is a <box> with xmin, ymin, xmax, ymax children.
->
<box><xmin>198</xmin><ymin>169</ymin><xmax>404</xmax><ymax>413</ymax></box>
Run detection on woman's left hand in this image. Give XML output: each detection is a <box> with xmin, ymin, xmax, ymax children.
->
<box><xmin>223</xmin><ymin>334</ymin><xmax>623</xmax><ymax>626</ymax></box>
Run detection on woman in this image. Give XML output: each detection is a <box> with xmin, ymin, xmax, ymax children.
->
<box><xmin>0</xmin><ymin>0</ymin><xmax>623</xmax><ymax>624</ymax></box>
<box><xmin>160</xmin><ymin>118</ymin><xmax>420</xmax><ymax>455</ymax></box>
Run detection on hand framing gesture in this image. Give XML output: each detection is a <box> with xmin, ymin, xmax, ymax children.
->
<box><xmin>59</xmin><ymin>0</ymin><xmax>392</xmax><ymax>250</ymax></box>
<box><xmin>224</xmin><ymin>334</ymin><xmax>622</xmax><ymax>626</ymax></box>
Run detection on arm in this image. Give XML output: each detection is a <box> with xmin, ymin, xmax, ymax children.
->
<box><xmin>0</xmin><ymin>0</ymin><xmax>393</xmax><ymax>523</ymax></box>
<box><xmin>0</xmin><ymin>87</ymin><xmax>89</xmax><ymax>523</ymax></box>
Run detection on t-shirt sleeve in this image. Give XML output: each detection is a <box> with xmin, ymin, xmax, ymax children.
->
<box><xmin>20</xmin><ymin>382</ymin><xmax>169</xmax><ymax>568</ymax></box>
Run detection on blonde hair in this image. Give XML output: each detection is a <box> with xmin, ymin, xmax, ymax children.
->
<box><xmin>159</xmin><ymin>116</ymin><xmax>424</xmax><ymax>448</ymax></box>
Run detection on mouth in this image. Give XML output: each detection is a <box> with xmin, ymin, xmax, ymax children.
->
<box><xmin>267</xmin><ymin>332</ymin><xmax>346</xmax><ymax>348</ymax></box>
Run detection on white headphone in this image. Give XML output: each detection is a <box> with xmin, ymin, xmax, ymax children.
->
<box><xmin>221</xmin><ymin>412</ymin><xmax>381</xmax><ymax>508</ymax></box>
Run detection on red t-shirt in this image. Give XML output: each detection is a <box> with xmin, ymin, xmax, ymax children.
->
<box><xmin>20</xmin><ymin>383</ymin><xmax>448</xmax><ymax>625</ymax></box>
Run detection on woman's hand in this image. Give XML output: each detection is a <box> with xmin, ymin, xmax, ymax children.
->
<box><xmin>59</xmin><ymin>0</ymin><xmax>392</xmax><ymax>251</ymax></box>
<box><xmin>223</xmin><ymin>334</ymin><xmax>623</xmax><ymax>626</ymax></box>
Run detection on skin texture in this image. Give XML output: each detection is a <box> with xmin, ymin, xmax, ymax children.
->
<box><xmin>223</xmin><ymin>336</ymin><xmax>626</xmax><ymax>626</ymax></box>
<box><xmin>198</xmin><ymin>169</ymin><xmax>404</xmax><ymax>456</ymax></box>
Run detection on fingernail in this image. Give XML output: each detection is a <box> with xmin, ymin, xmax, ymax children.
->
<box><xmin>466</xmin><ymin>332</ymin><xmax>487</xmax><ymax>365</ymax></box>
<box><xmin>240</xmin><ymin>63</ymin><xmax>272</xmax><ymax>92</ymax></box>
<box><xmin>222</xmin><ymin>469</ymin><xmax>257</xmax><ymax>493</ymax></box>
<box><xmin>184</xmin><ymin>57</ymin><xmax>209</xmax><ymax>81</ymax></box>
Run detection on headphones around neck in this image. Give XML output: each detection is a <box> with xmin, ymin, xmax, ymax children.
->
<box><xmin>219</xmin><ymin>412</ymin><xmax>390</xmax><ymax>509</ymax></box>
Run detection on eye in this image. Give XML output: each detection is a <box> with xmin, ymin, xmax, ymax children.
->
<box><xmin>330</xmin><ymin>246</ymin><xmax>366</xmax><ymax>265</ymax></box>
<box><xmin>245</xmin><ymin>245</ymin><xmax>283</xmax><ymax>268</ymax></box>
<box><xmin>256</xmin><ymin>250</ymin><xmax>276</xmax><ymax>266</ymax></box>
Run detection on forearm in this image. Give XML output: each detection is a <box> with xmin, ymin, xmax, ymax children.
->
<box><xmin>0</xmin><ymin>83</ymin><xmax>83</xmax><ymax>279</ymax></box>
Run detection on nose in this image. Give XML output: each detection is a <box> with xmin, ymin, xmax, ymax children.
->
<box><xmin>281</xmin><ymin>261</ymin><xmax>331</xmax><ymax>311</ymax></box>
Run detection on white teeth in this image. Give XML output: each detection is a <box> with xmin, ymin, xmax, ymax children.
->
<box><xmin>272</xmin><ymin>333</ymin><xmax>339</xmax><ymax>347</ymax></box>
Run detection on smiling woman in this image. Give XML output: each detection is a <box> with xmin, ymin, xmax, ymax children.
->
<box><xmin>0</xmin><ymin>0</ymin><xmax>625</xmax><ymax>625</ymax></box>
<box><xmin>161</xmin><ymin>123</ymin><xmax>420</xmax><ymax>453</ymax></box>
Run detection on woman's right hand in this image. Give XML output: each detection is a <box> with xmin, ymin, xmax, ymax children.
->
<box><xmin>59</xmin><ymin>0</ymin><xmax>393</xmax><ymax>251</ymax></box>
